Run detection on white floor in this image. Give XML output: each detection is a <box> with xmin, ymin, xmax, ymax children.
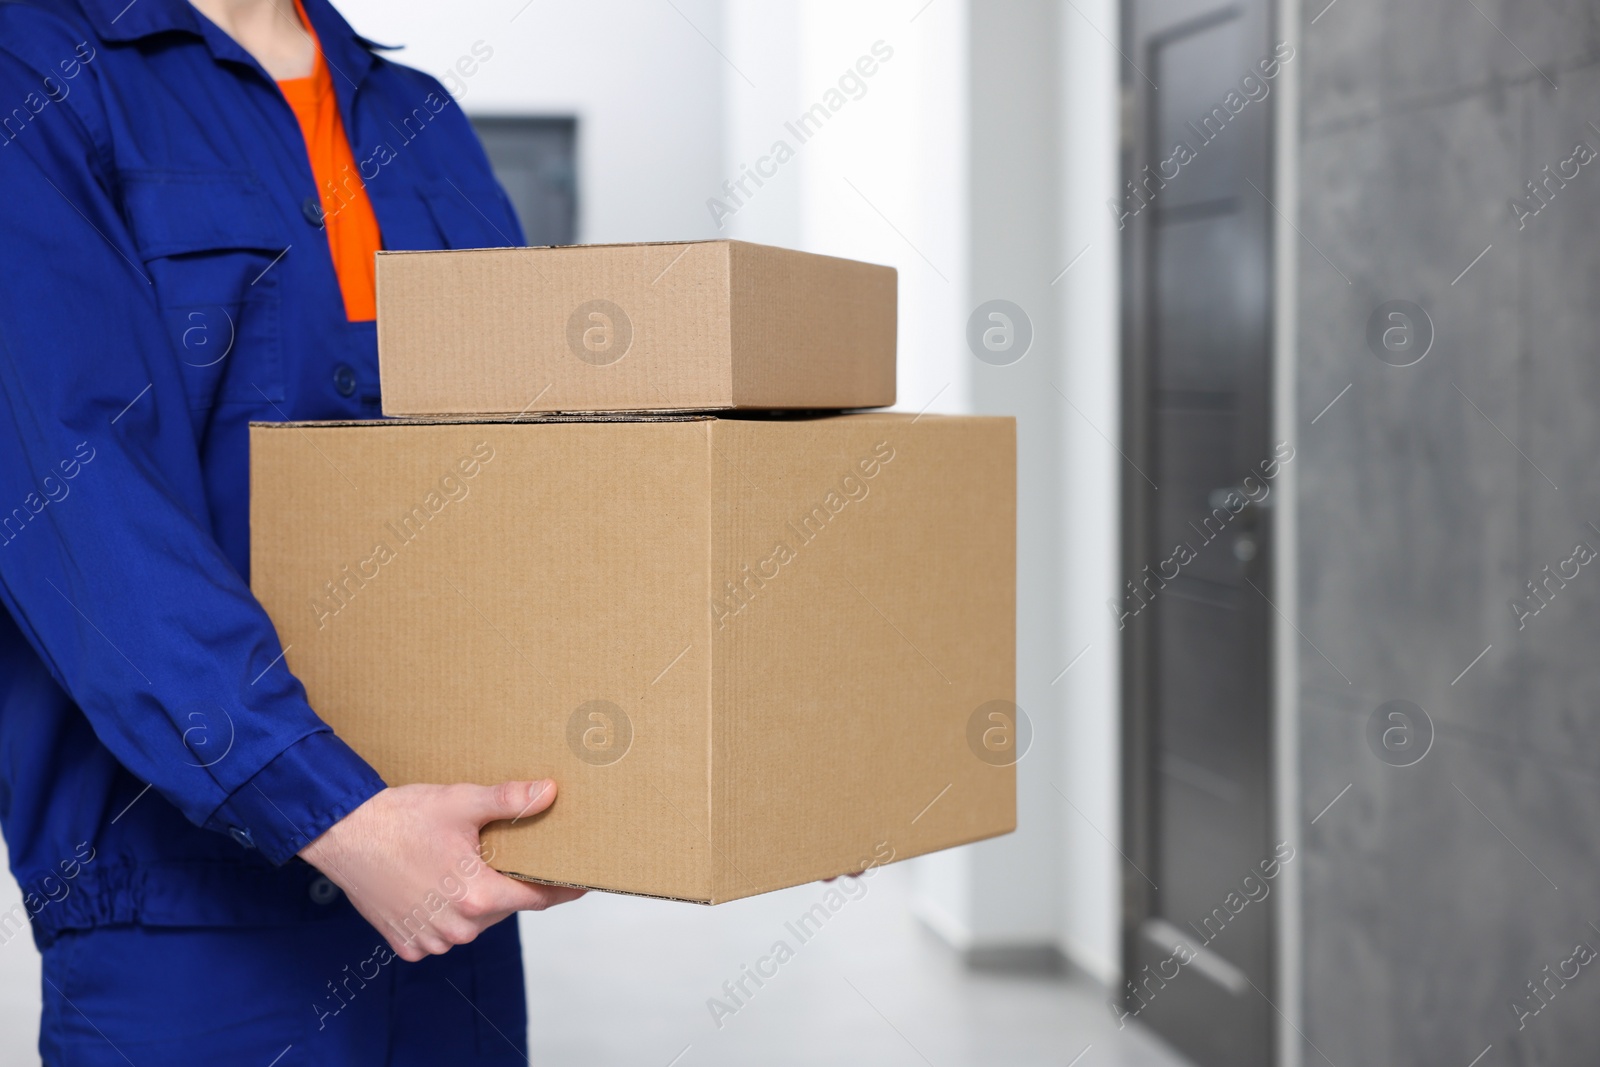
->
<box><xmin>0</xmin><ymin>851</ymin><xmax>40</xmax><ymax>1064</ymax></box>
<box><xmin>0</xmin><ymin>844</ymin><xmax>1192</xmax><ymax>1067</ymax></box>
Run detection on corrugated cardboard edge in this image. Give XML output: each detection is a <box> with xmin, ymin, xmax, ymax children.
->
<box><xmin>374</xmin><ymin>239</ymin><xmax>895</xmax><ymax>274</ymax></box>
<box><xmin>704</xmin><ymin>425</ymin><xmax>723</xmax><ymax>908</ymax></box>
<box><xmin>249</xmin><ymin>411</ymin><xmax>897</xmax><ymax>428</ymax></box>
<box><xmin>499</xmin><ymin>821</ymin><xmax>1019</xmax><ymax>908</ymax></box>
<box><xmin>355</xmin><ymin>408</ymin><xmax>738</xmax><ymax>420</ymax></box>
<box><xmin>249</xmin><ymin>414</ymin><xmax>717</xmax><ymax>429</ymax></box>
<box><xmin>500</xmin><ymin>871</ymin><xmax>713</xmax><ymax>906</ymax></box>
<box><xmin>704</xmin><ymin>422</ymin><xmax>725</xmax><ymax>904</ymax></box>
<box><xmin>374</xmin><ymin>240</ymin><xmax>718</xmax><ymax>259</ymax></box>
<box><xmin>248</xmin><ymin>413</ymin><xmax>984</xmax><ymax>430</ymax></box>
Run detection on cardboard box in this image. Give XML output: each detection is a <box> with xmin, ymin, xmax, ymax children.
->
<box><xmin>250</xmin><ymin>413</ymin><xmax>1016</xmax><ymax>903</ymax></box>
<box><xmin>374</xmin><ymin>241</ymin><xmax>897</xmax><ymax>416</ymax></box>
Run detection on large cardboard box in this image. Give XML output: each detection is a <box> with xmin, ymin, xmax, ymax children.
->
<box><xmin>250</xmin><ymin>413</ymin><xmax>1015</xmax><ymax>903</ymax></box>
<box><xmin>374</xmin><ymin>241</ymin><xmax>897</xmax><ymax>416</ymax></box>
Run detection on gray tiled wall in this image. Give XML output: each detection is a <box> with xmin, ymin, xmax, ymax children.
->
<box><xmin>1296</xmin><ymin>2</ymin><xmax>1600</xmax><ymax>1063</ymax></box>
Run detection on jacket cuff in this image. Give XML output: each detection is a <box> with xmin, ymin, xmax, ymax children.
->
<box><xmin>203</xmin><ymin>731</ymin><xmax>387</xmax><ymax>865</ymax></box>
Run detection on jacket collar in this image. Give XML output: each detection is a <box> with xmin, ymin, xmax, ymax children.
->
<box><xmin>77</xmin><ymin>0</ymin><xmax>199</xmax><ymax>42</ymax></box>
<box><xmin>78</xmin><ymin>0</ymin><xmax>397</xmax><ymax>84</ymax></box>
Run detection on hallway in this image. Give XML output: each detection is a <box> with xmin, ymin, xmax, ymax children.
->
<box><xmin>527</xmin><ymin>862</ymin><xmax>1191</xmax><ymax>1066</ymax></box>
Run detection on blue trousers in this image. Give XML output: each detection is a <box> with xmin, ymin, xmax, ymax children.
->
<box><xmin>38</xmin><ymin>914</ymin><xmax>527</xmax><ymax>1066</ymax></box>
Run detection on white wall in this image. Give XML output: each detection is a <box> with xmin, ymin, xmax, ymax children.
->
<box><xmin>718</xmin><ymin>0</ymin><xmax>805</xmax><ymax>249</ymax></box>
<box><xmin>338</xmin><ymin>0</ymin><xmax>726</xmax><ymax>243</ymax></box>
<box><xmin>882</xmin><ymin>0</ymin><xmax>1123</xmax><ymax>981</ymax></box>
<box><xmin>1054</xmin><ymin>0</ymin><xmax>1123</xmax><ymax>985</ymax></box>
<box><xmin>720</xmin><ymin>0</ymin><xmax>971</xmax><ymax>419</ymax></box>
<box><xmin>958</xmin><ymin>0</ymin><xmax>1068</xmax><ymax>954</ymax></box>
<box><xmin>344</xmin><ymin>0</ymin><xmax>973</xmax><ymax>418</ymax></box>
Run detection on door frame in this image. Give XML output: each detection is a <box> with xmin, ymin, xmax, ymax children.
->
<box><xmin>1115</xmin><ymin>0</ymin><xmax>1284</xmax><ymax>1061</ymax></box>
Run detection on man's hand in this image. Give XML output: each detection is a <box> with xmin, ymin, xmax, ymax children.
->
<box><xmin>299</xmin><ymin>779</ymin><xmax>585</xmax><ymax>962</ymax></box>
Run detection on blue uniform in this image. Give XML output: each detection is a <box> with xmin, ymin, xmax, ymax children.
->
<box><xmin>40</xmin><ymin>914</ymin><xmax>528</xmax><ymax>1066</ymax></box>
<box><xmin>0</xmin><ymin>0</ymin><xmax>529</xmax><ymax>1060</ymax></box>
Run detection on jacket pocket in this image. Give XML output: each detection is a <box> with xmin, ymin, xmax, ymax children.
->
<box><xmin>420</xmin><ymin>178</ymin><xmax>521</xmax><ymax>250</ymax></box>
<box><xmin>119</xmin><ymin>169</ymin><xmax>291</xmax><ymax>409</ymax></box>
<box><xmin>366</xmin><ymin>177</ymin><xmax>522</xmax><ymax>256</ymax></box>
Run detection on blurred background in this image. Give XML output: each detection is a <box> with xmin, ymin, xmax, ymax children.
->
<box><xmin>5</xmin><ymin>0</ymin><xmax>1599</xmax><ymax>1064</ymax></box>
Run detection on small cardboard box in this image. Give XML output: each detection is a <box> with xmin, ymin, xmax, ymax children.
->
<box><xmin>249</xmin><ymin>413</ymin><xmax>1014</xmax><ymax>903</ymax></box>
<box><xmin>375</xmin><ymin>241</ymin><xmax>898</xmax><ymax>416</ymax></box>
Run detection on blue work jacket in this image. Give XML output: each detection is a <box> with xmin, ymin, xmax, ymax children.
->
<box><xmin>0</xmin><ymin>0</ymin><xmax>524</xmax><ymax>947</ymax></box>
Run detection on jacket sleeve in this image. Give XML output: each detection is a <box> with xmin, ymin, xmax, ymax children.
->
<box><xmin>0</xmin><ymin>37</ymin><xmax>385</xmax><ymax>864</ymax></box>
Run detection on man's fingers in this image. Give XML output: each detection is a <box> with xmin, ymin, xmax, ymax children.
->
<box><xmin>527</xmin><ymin>884</ymin><xmax>587</xmax><ymax>910</ymax></box>
<box><xmin>474</xmin><ymin>871</ymin><xmax>586</xmax><ymax>919</ymax></box>
<box><xmin>466</xmin><ymin>779</ymin><xmax>558</xmax><ymax>827</ymax></box>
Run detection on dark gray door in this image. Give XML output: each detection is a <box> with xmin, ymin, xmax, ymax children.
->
<box><xmin>1118</xmin><ymin>1</ymin><xmax>1277</xmax><ymax>1064</ymax></box>
<box><xmin>468</xmin><ymin>116</ymin><xmax>578</xmax><ymax>246</ymax></box>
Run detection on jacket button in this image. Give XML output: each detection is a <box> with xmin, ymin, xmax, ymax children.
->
<box><xmin>301</xmin><ymin>195</ymin><xmax>325</xmax><ymax>229</ymax></box>
<box><xmin>309</xmin><ymin>876</ymin><xmax>340</xmax><ymax>905</ymax></box>
<box><xmin>228</xmin><ymin>826</ymin><xmax>256</xmax><ymax>850</ymax></box>
<box><xmin>333</xmin><ymin>363</ymin><xmax>357</xmax><ymax>397</ymax></box>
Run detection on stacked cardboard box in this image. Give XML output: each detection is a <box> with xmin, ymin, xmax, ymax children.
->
<box><xmin>251</xmin><ymin>240</ymin><xmax>1017</xmax><ymax>904</ymax></box>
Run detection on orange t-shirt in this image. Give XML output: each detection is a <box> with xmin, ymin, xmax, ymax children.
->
<box><xmin>277</xmin><ymin>0</ymin><xmax>382</xmax><ymax>321</ymax></box>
